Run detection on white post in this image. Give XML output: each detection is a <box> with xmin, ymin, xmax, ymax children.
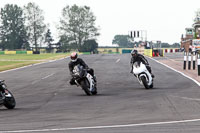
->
<box><xmin>183</xmin><ymin>52</ymin><xmax>187</xmax><ymax>70</ymax></box>
<box><xmin>188</xmin><ymin>52</ymin><xmax>191</xmax><ymax>70</ymax></box>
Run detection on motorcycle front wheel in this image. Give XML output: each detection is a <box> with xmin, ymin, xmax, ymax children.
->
<box><xmin>91</xmin><ymin>86</ymin><xmax>97</xmax><ymax>95</ymax></box>
<box><xmin>149</xmin><ymin>83</ymin><xmax>153</xmax><ymax>88</ymax></box>
<box><xmin>80</xmin><ymin>79</ymin><xmax>92</xmax><ymax>96</ymax></box>
<box><xmin>141</xmin><ymin>76</ymin><xmax>149</xmax><ymax>89</ymax></box>
<box><xmin>4</xmin><ymin>90</ymin><xmax>16</xmax><ymax>109</ymax></box>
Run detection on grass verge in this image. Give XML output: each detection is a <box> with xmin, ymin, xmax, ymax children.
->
<box><xmin>0</xmin><ymin>53</ymin><xmax>70</xmax><ymax>72</ymax></box>
<box><xmin>0</xmin><ymin>61</ymin><xmax>39</xmax><ymax>72</ymax></box>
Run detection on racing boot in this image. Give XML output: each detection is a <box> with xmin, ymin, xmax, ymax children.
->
<box><xmin>69</xmin><ymin>78</ymin><xmax>76</xmax><ymax>85</ymax></box>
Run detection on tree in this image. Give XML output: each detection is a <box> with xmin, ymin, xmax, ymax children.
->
<box><xmin>58</xmin><ymin>35</ymin><xmax>76</xmax><ymax>52</ymax></box>
<box><xmin>171</xmin><ymin>43</ymin><xmax>180</xmax><ymax>48</ymax></box>
<box><xmin>59</xmin><ymin>4</ymin><xmax>99</xmax><ymax>51</ymax></box>
<box><xmin>161</xmin><ymin>43</ymin><xmax>170</xmax><ymax>48</ymax></box>
<box><xmin>24</xmin><ymin>2</ymin><xmax>46</xmax><ymax>52</ymax></box>
<box><xmin>44</xmin><ymin>29</ymin><xmax>54</xmax><ymax>53</ymax></box>
<box><xmin>0</xmin><ymin>4</ymin><xmax>29</xmax><ymax>50</ymax></box>
<box><xmin>79</xmin><ymin>39</ymin><xmax>98</xmax><ymax>52</ymax></box>
<box><xmin>112</xmin><ymin>35</ymin><xmax>133</xmax><ymax>47</ymax></box>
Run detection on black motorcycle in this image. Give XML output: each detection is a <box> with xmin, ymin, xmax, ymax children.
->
<box><xmin>72</xmin><ymin>65</ymin><xmax>97</xmax><ymax>96</ymax></box>
<box><xmin>0</xmin><ymin>80</ymin><xmax>16</xmax><ymax>109</ymax></box>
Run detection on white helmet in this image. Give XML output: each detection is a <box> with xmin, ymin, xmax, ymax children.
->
<box><xmin>70</xmin><ymin>52</ymin><xmax>78</xmax><ymax>62</ymax></box>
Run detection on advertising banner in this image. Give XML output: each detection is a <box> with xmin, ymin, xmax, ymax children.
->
<box><xmin>192</xmin><ymin>39</ymin><xmax>200</xmax><ymax>51</ymax></box>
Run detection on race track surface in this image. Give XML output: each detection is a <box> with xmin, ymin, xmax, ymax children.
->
<box><xmin>0</xmin><ymin>54</ymin><xmax>200</xmax><ymax>133</ymax></box>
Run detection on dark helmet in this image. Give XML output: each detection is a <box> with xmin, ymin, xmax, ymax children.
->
<box><xmin>70</xmin><ymin>52</ymin><xmax>78</xmax><ymax>62</ymax></box>
<box><xmin>131</xmin><ymin>50</ymin><xmax>138</xmax><ymax>57</ymax></box>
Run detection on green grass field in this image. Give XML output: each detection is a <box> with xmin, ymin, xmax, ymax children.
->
<box><xmin>0</xmin><ymin>53</ymin><xmax>70</xmax><ymax>60</ymax></box>
<box><xmin>0</xmin><ymin>53</ymin><xmax>70</xmax><ymax>72</ymax></box>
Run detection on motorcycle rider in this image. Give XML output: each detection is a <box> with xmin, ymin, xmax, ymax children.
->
<box><xmin>68</xmin><ymin>52</ymin><xmax>96</xmax><ymax>85</ymax></box>
<box><xmin>130</xmin><ymin>50</ymin><xmax>155</xmax><ymax>78</ymax></box>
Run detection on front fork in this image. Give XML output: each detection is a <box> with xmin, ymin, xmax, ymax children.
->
<box><xmin>75</xmin><ymin>80</ymin><xmax>80</xmax><ymax>87</ymax></box>
<box><xmin>0</xmin><ymin>84</ymin><xmax>6</xmax><ymax>102</ymax></box>
<box><xmin>0</xmin><ymin>83</ymin><xmax>6</xmax><ymax>93</ymax></box>
<box><xmin>86</xmin><ymin>74</ymin><xmax>95</xmax><ymax>91</ymax></box>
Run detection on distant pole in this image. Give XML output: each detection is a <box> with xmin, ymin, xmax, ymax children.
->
<box><xmin>183</xmin><ymin>52</ymin><xmax>187</xmax><ymax>70</ymax></box>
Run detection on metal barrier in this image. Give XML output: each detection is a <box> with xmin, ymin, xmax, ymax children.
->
<box><xmin>184</xmin><ymin>51</ymin><xmax>200</xmax><ymax>76</ymax></box>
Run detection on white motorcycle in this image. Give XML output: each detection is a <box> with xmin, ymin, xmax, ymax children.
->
<box><xmin>132</xmin><ymin>62</ymin><xmax>153</xmax><ymax>89</ymax></box>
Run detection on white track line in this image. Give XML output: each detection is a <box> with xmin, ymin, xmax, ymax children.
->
<box><xmin>149</xmin><ymin>57</ymin><xmax>200</xmax><ymax>86</ymax></box>
<box><xmin>170</xmin><ymin>95</ymin><xmax>200</xmax><ymax>101</ymax></box>
<box><xmin>2</xmin><ymin>118</ymin><xmax>200</xmax><ymax>132</ymax></box>
<box><xmin>116</xmin><ymin>58</ymin><xmax>120</xmax><ymax>63</ymax></box>
<box><xmin>42</xmin><ymin>73</ymin><xmax>54</xmax><ymax>79</ymax></box>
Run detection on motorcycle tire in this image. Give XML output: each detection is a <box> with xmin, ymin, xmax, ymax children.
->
<box><xmin>91</xmin><ymin>86</ymin><xmax>97</xmax><ymax>95</ymax></box>
<box><xmin>149</xmin><ymin>83</ymin><xmax>153</xmax><ymax>88</ymax></box>
<box><xmin>4</xmin><ymin>90</ymin><xmax>16</xmax><ymax>109</ymax></box>
<box><xmin>80</xmin><ymin>79</ymin><xmax>92</xmax><ymax>96</ymax></box>
<box><xmin>141</xmin><ymin>76</ymin><xmax>149</xmax><ymax>89</ymax></box>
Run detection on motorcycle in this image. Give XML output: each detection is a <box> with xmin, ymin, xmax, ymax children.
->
<box><xmin>0</xmin><ymin>80</ymin><xmax>16</xmax><ymax>109</ymax></box>
<box><xmin>132</xmin><ymin>61</ymin><xmax>153</xmax><ymax>89</ymax></box>
<box><xmin>72</xmin><ymin>65</ymin><xmax>97</xmax><ymax>95</ymax></box>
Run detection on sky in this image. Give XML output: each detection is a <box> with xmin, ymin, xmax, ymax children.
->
<box><xmin>0</xmin><ymin>0</ymin><xmax>200</xmax><ymax>46</ymax></box>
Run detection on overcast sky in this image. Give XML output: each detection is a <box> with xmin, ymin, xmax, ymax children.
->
<box><xmin>0</xmin><ymin>0</ymin><xmax>200</xmax><ymax>46</ymax></box>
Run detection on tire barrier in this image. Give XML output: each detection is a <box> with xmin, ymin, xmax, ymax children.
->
<box><xmin>0</xmin><ymin>51</ymin><xmax>33</xmax><ymax>54</ymax></box>
<box><xmin>163</xmin><ymin>48</ymin><xmax>180</xmax><ymax>53</ymax></box>
<box><xmin>152</xmin><ymin>49</ymin><xmax>164</xmax><ymax>57</ymax></box>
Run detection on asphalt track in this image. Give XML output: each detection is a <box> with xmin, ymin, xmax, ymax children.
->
<box><xmin>0</xmin><ymin>54</ymin><xmax>200</xmax><ymax>133</ymax></box>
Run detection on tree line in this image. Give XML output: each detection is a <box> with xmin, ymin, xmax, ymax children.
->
<box><xmin>0</xmin><ymin>3</ymin><xmax>99</xmax><ymax>53</ymax></box>
<box><xmin>112</xmin><ymin>35</ymin><xmax>180</xmax><ymax>48</ymax></box>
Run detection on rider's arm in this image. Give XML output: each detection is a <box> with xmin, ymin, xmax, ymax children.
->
<box><xmin>139</xmin><ymin>55</ymin><xmax>149</xmax><ymax>65</ymax></box>
<box><xmin>79</xmin><ymin>58</ymin><xmax>89</xmax><ymax>69</ymax></box>
<box><xmin>68</xmin><ymin>62</ymin><xmax>73</xmax><ymax>75</ymax></box>
<box><xmin>130</xmin><ymin>57</ymin><xmax>134</xmax><ymax>64</ymax></box>
<box><xmin>130</xmin><ymin>57</ymin><xmax>134</xmax><ymax>73</ymax></box>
